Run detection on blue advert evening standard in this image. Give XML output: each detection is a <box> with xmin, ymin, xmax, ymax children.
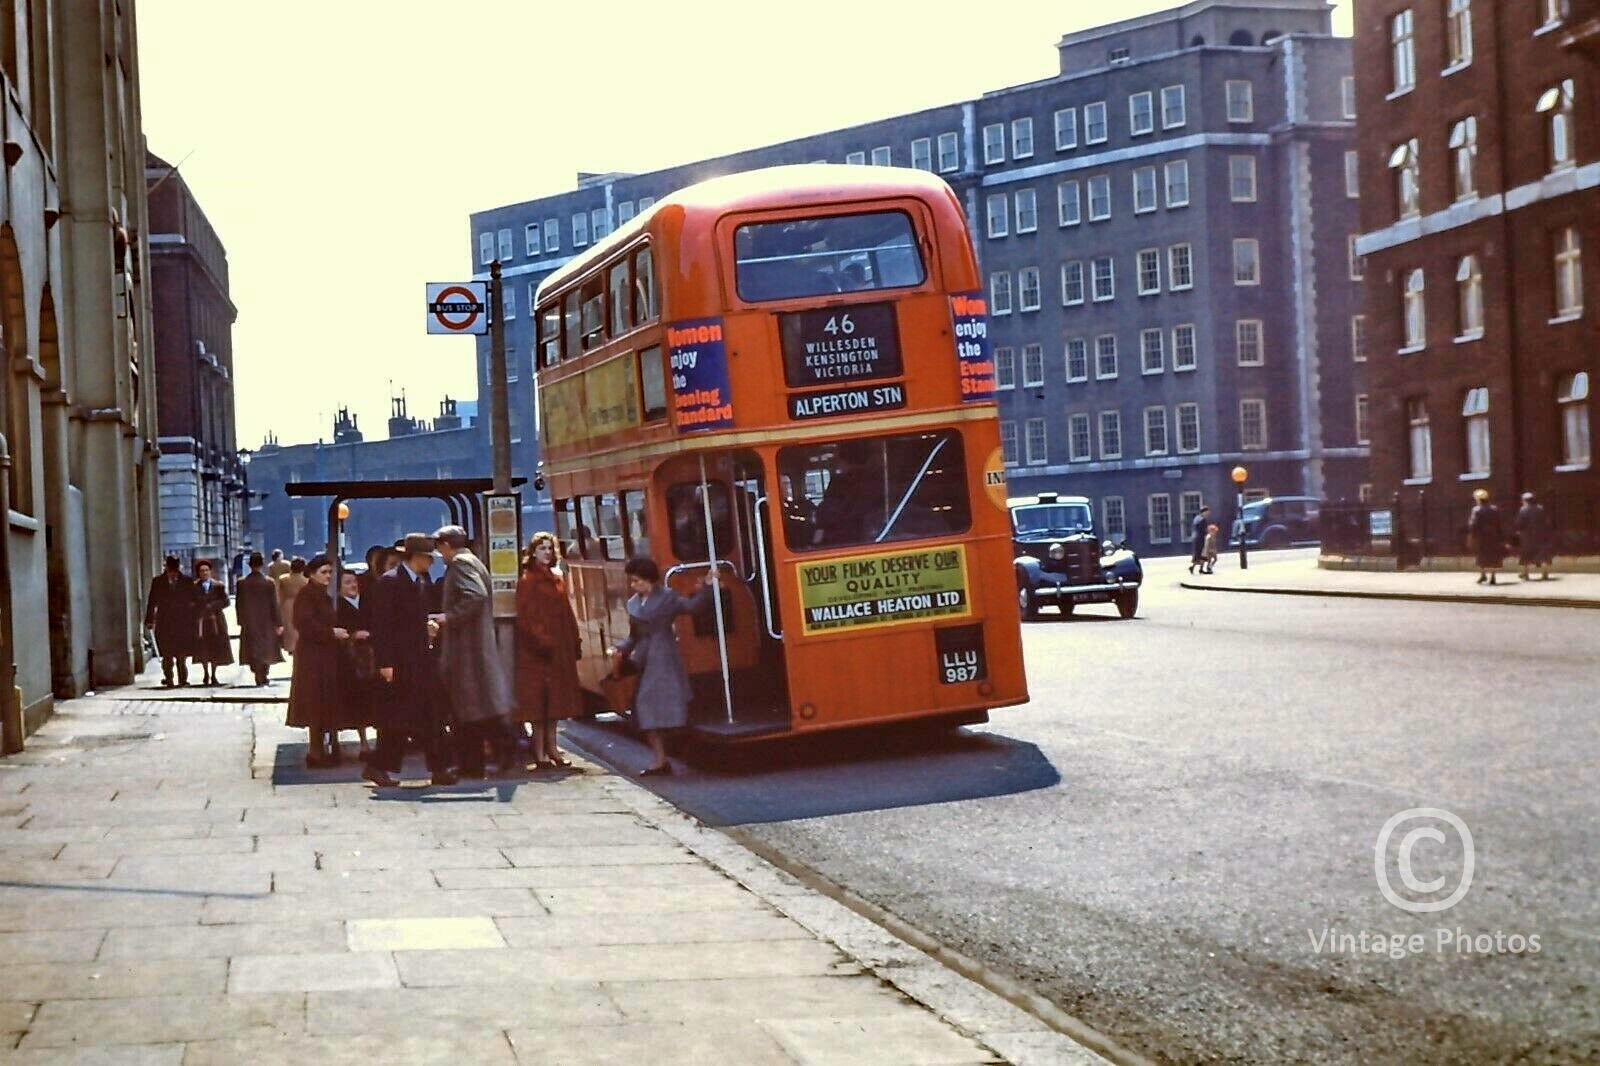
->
<box><xmin>667</xmin><ymin>317</ymin><xmax>735</xmax><ymax>432</ymax></box>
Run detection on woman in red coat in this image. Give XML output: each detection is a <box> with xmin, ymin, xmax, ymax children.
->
<box><xmin>515</xmin><ymin>532</ymin><xmax>583</xmax><ymax>768</ymax></box>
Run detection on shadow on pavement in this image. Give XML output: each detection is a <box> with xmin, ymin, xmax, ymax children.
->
<box><xmin>562</xmin><ymin>719</ymin><xmax>1060</xmax><ymax>827</ymax></box>
<box><xmin>269</xmin><ymin>740</ymin><xmax>579</xmax><ymax>804</ymax></box>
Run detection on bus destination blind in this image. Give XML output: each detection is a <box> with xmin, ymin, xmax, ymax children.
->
<box><xmin>779</xmin><ymin>302</ymin><xmax>902</xmax><ymax>388</ymax></box>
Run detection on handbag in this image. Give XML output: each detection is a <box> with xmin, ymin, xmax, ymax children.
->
<box><xmin>600</xmin><ymin>665</ymin><xmax>639</xmax><ymax>715</ymax></box>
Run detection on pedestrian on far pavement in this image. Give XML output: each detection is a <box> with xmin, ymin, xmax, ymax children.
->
<box><xmin>143</xmin><ymin>555</ymin><xmax>197</xmax><ymax>687</ymax></box>
<box><xmin>286</xmin><ymin>555</ymin><xmax>347</xmax><ymax>767</ymax></box>
<box><xmin>1201</xmin><ymin>523</ymin><xmax>1220</xmax><ymax>574</ymax></box>
<box><xmin>235</xmin><ymin>552</ymin><xmax>284</xmax><ymax>686</ymax></box>
<box><xmin>515</xmin><ymin>531</ymin><xmax>582</xmax><ymax>770</ymax></box>
<box><xmin>1467</xmin><ymin>488</ymin><xmax>1505</xmax><ymax>585</ymax></box>
<box><xmin>432</xmin><ymin>525</ymin><xmax>518</xmax><ymax>778</ymax></box>
<box><xmin>610</xmin><ymin>557</ymin><xmax>718</xmax><ymax>777</ymax></box>
<box><xmin>265</xmin><ymin>549</ymin><xmax>290</xmax><ymax>582</ymax></box>
<box><xmin>276</xmin><ymin>556</ymin><xmax>309</xmax><ymax>654</ymax></box>
<box><xmin>1515</xmin><ymin>491</ymin><xmax>1554</xmax><ymax>581</ymax></box>
<box><xmin>191</xmin><ymin>560</ymin><xmax>233</xmax><ymax>686</ymax></box>
<box><xmin>1189</xmin><ymin>505</ymin><xmax>1211</xmax><ymax>575</ymax></box>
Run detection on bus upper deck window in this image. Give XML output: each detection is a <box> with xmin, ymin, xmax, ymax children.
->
<box><xmin>539</xmin><ymin>304</ymin><xmax>562</xmax><ymax>367</ymax></box>
<box><xmin>634</xmin><ymin>247</ymin><xmax>658</xmax><ymax>323</ymax></box>
<box><xmin>562</xmin><ymin>292</ymin><xmax>581</xmax><ymax>360</ymax></box>
<box><xmin>609</xmin><ymin>260</ymin><xmax>633</xmax><ymax>334</ymax></box>
<box><xmin>639</xmin><ymin>345</ymin><xmax>667</xmax><ymax>422</ymax></box>
<box><xmin>580</xmin><ymin>276</ymin><xmax>606</xmax><ymax>350</ymax></box>
<box><xmin>734</xmin><ymin>210</ymin><xmax>925</xmax><ymax>303</ymax></box>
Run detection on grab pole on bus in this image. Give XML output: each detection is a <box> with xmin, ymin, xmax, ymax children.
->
<box><xmin>698</xmin><ymin>453</ymin><xmax>735</xmax><ymax>724</ymax></box>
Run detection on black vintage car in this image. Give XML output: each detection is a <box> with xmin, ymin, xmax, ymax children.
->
<box><xmin>1011</xmin><ymin>493</ymin><xmax>1143</xmax><ymax>620</ymax></box>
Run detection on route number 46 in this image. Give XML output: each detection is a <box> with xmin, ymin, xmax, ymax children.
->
<box><xmin>822</xmin><ymin>314</ymin><xmax>855</xmax><ymax>336</ymax></box>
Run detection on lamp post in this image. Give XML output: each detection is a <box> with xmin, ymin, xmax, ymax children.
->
<box><xmin>1232</xmin><ymin>465</ymin><xmax>1249</xmax><ymax>571</ymax></box>
<box><xmin>336</xmin><ymin>501</ymin><xmax>351</xmax><ymax>561</ymax></box>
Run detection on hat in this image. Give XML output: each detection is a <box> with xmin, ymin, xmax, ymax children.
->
<box><xmin>1522</xmin><ymin>491</ymin><xmax>1535</xmax><ymax>501</ymax></box>
<box><xmin>1472</xmin><ymin>488</ymin><xmax>1490</xmax><ymax>502</ymax></box>
<box><xmin>401</xmin><ymin>532</ymin><xmax>436</xmax><ymax>557</ymax></box>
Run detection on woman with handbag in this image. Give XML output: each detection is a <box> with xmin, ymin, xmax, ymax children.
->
<box><xmin>514</xmin><ymin>532</ymin><xmax>583</xmax><ymax>769</ymax></box>
<box><xmin>190</xmin><ymin>560</ymin><xmax>234</xmax><ymax>686</ymax></box>
<box><xmin>335</xmin><ymin>569</ymin><xmax>377</xmax><ymax>761</ymax></box>
<box><xmin>609</xmin><ymin>556</ymin><xmax>716</xmax><ymax>777</ymax></box>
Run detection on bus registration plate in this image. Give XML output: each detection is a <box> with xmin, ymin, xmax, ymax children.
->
<box><xmin>779</xmin><ymin>302</ymin><xmax>902</xmax><ymax>388</ymax></box>
<box><xmin>935</xmin><ymin>624</ymin><xmax>987</xmax><ymax>684</ymax></box>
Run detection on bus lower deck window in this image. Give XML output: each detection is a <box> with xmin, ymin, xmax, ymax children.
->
<box><xmin>778</xmin><ymin>430</ymin><xmax>970</xmax><ymax>551</ymax></box>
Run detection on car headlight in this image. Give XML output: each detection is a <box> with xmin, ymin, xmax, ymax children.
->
<box><xmin>1048</xmin><ymin>542</ymin><xmax>1065</xmax><ymax>561</ymax></box>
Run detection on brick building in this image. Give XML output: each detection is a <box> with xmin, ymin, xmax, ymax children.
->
<box><xmin>1353</xmin><ymin>0</ymin><xmax>1598</xmax><ymax>521</ymax></box>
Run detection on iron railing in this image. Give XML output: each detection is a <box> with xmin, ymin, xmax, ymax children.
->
<box><xmin>1322</xmin><ymin>491</ymin><xmax>1600</xmax><ymax>566</ymax></box>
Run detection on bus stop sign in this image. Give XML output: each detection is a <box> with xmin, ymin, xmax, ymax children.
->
<box><xmin>426</xmin><ymin>282</ymin><xmax>489</xmax><ymax>335</ymax></box>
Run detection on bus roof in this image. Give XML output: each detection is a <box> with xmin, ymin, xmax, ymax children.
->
<box><xmin>538</xmin><ymin>164</ymin><xmax>961</xmax><ymax>298</ymax></box>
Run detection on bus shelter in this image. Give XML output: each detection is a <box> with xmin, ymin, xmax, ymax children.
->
<box><xmin>283</xmin><ymin>477</ymin><xmax>527</xmax><ymax>566</ymax></box>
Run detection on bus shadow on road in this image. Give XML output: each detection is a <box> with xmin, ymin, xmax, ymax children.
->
<box><xmin>561</xmin><ymin>720</ymin><xmax>1060</xmax><ymax>826</ymax></box>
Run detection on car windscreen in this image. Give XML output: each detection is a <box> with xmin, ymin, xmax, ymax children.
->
<box><xmin>734</xmin><ymin>210</ymin><xmax>925</xmax><ymax>302</ymax></box>
<box><xmin>1011</xmin><ymin>504</ymin><xmax>1093</xmax><ymax>537</ymax></box>
<box><xmin>1241</xmin><ymin>501</ymin><xmax>1270</xmax><ymax>522</ymax></box>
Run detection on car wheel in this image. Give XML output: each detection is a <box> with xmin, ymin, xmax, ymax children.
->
<box><xmin>1018</xmin><ymin>584</ymin><xmax>1039</xmax><ymax>620</ymax></box>
<box><xmin>1115</xmin><ymin>590</ymin><xmax>1139</xmax><ymax>619</ymax></box>
<box><xmin>1262</xmin><ymin>529</ymin><xmax>1290</xmax><ymax>550</ymax></box>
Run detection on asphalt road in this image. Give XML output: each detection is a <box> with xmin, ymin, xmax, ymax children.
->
<box><xmin>564</xmin><ymin>551</ymin><xmax>1600</xmax><ymax>1065</ymax></box>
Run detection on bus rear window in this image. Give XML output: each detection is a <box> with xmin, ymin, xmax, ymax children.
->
<box><xmin>778</xmin><ymin>430</ymin><xmax>969</xmax><ymax>551</ymax></box>
<box><xmin>735</xmin><ymin>210</ymin><xmax>925</xmax><ymax>303</ymax></box>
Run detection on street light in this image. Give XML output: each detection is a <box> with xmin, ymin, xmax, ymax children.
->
<box><xmin>336</xmin><ymin>502</ymin><xmax>350</xmax><ymax>560</ymax></box>
<box><xmin>1232</xmin><ymin>465</ymin><xmax>1249</xmax><ymax>571</ymax></box>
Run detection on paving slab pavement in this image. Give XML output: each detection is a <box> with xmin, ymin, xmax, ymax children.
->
<box><xmin>0</xmin><ymin>692</ymin><xmax>1113</xmax><ymax>1065</ymax></box>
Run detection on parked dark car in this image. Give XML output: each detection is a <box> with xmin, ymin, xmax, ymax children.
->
<box><xmin>1011</xmin><ymin>493</ymin><xmax>1142</xmax><ymax>620</ymax></box>
<box><xmin>1229</xmin><ymin>495</ymin><xmax>1322</xmax><ymax>549</ymax></box>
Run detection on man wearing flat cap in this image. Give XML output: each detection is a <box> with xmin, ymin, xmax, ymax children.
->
<box><xmin>366</xmin><ymin>533</ymin><xmax>456</xmax><ymax>786</ymax></box>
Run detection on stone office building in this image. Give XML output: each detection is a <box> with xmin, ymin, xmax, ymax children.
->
<box><xmin>469</xmin><ymin>0</ymin><xmax>1366</xmax><ymax>554</ymax></box>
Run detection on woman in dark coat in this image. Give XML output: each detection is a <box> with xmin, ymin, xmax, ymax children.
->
<box><xmin>335</xmin><ymin>570</ymin><xmax>377</xmax><ymax>759</ymax></box>
<box><xmin>286</xmin><ymin>556</ymin><xmax>349</xmax><ymax>767</ymax></box>
<box><xmin>515</xmin><ymin>532</ymin><xmax>583</xmax><ymax>769</ymax></box>
<box><xmin>609</xmin><ymin>557</ymin><xmax>716</xmax><ymax>777</ymax></box>
<box><xmin>191</xmin><ymin>560</ymin><xmax>234</xmax><ymax>685</ymax></box>
<box><xmin>235</xmin><ymin>552</ymin><xmax>284</xmax><ymax>687</ymax></box>
<box><xmin>1515</xmin><ymin>492</ymin><xmax>1554</xmax><ymax>581</ymax></box>
<box><xmin>1467</xmin><ymin>488</ymin><xmax>1505</xmax><ymax>585</ymax></box>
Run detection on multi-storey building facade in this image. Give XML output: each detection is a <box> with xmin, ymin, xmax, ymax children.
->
<box><xmin>1353</xmin><ymin>0</ymin><xmax>1598</xmax><ymax>510</ymax></box>
<box><xmin>470</xmin><ymin>0</ymin><xmax>1365</xmax><ymax>554</ymax></box>
<box><xmin>1</xmin><ymin>1</ymin><xmax>161</xmax><ymax>742</ymax></box>
<box><xmin>147</xmin><ymin>151</ymin><xmax>245</xmax><ymax>576</ymax></box>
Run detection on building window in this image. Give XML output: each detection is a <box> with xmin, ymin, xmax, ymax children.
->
<box><xmin>1019</xmin><ymin>267</ymin><xmax>1042</xmax><ymax>311</ymax></box>
<box><xmin>543</xmin><ymin>219</ymin><xmax>559</xmax><ymax>253</ymax></box>
<box><xmin>1103</xmin><ymin>496</ymin><xmax>1126</xmax><ymax>539</ymax></box>
<box><xmin>845</xmin><ymin>150</ymin><xmax>867</xmax><ymax>165</ymax></box>
<box><xmin>1058</xmin><ymin>180</ymin><xmax>1081</xmax><ymax>226</ymax></box>
<box><xmin>1129</xmin><ymin>91</ymin><xmax>1155</xmax><ymax>136</ymax></box>
<box><xmin>1345</xmin><ymin>150</ymin><xmax>1360</xmax><ymax>198</ymax></box>
<box><xmin>991</xmin><ymin>272</ymin><xmax>1013</xmax><ymax>314</ymax></box>
<box><xmin>1133</xmin><ymin>166</ymin><xmax>1158</xmax><ymax>213</ymax></box>
<box><xmin>638</xmin><ymin>196</ymin><xmax>655</xmax><ymax>211</ymax></box>
<box><xmin>1092</xmin><ymin>256</ymin><xmax>1115</xmax><ymax>301</ymax></box>
<box><xmin>1095</xmin><ymin>334</ymin><xmax>1118</xmax><ymax>379</ymax></box>
<box><xmin>1236</xmin><ymin>319</ymin><xmax>1264</xmax><ymax>365</ymax></box>
<box><xmin>1161</xmin><ymin>84</ymin><xmax>1187</xmax><ymax>128</ymax></box>
<box><xmin>591</xmin><ymin>207</ymin><xmax>610</xmax><ymax>240</ymax></box>
<box><xmin>1069</xmin><ymin>413</ymin><xmax>1092</xmax><ymax>461</ymax></box>
<box><xmin>503</xmin><ymin>286</ymin><xmax>516</xmax><ymax>320</ymax></box>
<box><xmin>986</xmin><ymin>194</ymin><xmax>1008</xmax><ymax>238</ymax></box>
<box><xmin>911</xmin><ymin>137</ymin><xmax>932</xmax><ymax>171</ymax></box>
<box><xmin>1012</xmin><ymin>117</ymin><xmax>1034</xmax><ymax>158</ymax></box>
<box><xmin>1177</xmin><ymin>403</ymin><xmax>1200</xmax><ymax>453</ymax></box>
<box><xmin>1356</xmin><ymin>394</ymin><xmax>1371</xmax><ymax>444</ymax></box>
<box><xmin>1226</xmin><ymin>80</ymin><xmax>1254</xmax><ymax>123</ymax></box>
<box><xmin>1168</xmin><ymin>244</ymin><xmax>1194</xmax><ymax>290</ymax></box>
<box><xmin>524</xmin><ymin>223</ymin><xmax>540</xmax><ymax>256</ymax></box>
<box><xmin>1445</xmin><ymin>0</ymin><xmax>1473</xmax><ymax>68</ymax></box>
<box><xmin>618</xmin><ymin>200</ymin><xmax>636</xmax><ymax>223</ymax></box>
<box><xmin>1407</xmin><ymin>398</ymin><xmax>1433</xmax><ymax>479</ymax></box>
<box><xmin>1085</xmin><ymin>101</ymin><xmax>1108</xmax><ymax>144</ymax></box>
<box><xmin>1352</xmin><ymin>314</ymin><xmax>1368</xmax><ymax>361</ymax></box>
<box><xmin>1066</xmin><ymin>338</ymin><xmax>1089</xmax><ymax>381</ymax></box>
<box><xmin>478</xmin><ymin>232</ymin><xmax>493</xmax><ymax>265</ymax></box>
<box><xmin>1144</xmin><ymin>406</ymin><xmax>1169</xmax><ymax>455</ymax></box>
<box><xmin>871</xmin><ymin>146</ymin><xmax>891</xmax><ymax>166</ymax></box>
<box><xmin>1025</xmin><ymin>418</ymin><xmax>1048</xmax><ymax>465</ymax></box>
<box><xmin>1392</xmin><ymin>9</ymin><xmax>1416</xmax><ymax>93</ymax></box>
<box><xmin>1359</xmin><ymin>483</ymin><xmax>1375</xmax><ymax>502</ymax></box>
<box><xmin>1137</xmin><ymin>249</ymin><xmax>1161</xmax><ymax>295</ymax></box>
<box><xmin>1555</xmin><ymin>226</ymin><xmax>1583</xmax><ymax>318</ymax></box>
<box><xmin>983</xmin><ymin>123</ymin><xmax>1005</xmax><ymax>164</ymax></box>
<box><xmin>1450</xmin><ymin>116</ymin><xmax>1477</xmax><ymax>201</ymax></box>
<box><xmin>1099</xmin><ymin>411</ymin><xmax>1122</xmax><ymax>459</ymax></box>
<box><xmin>1015</xmin><ymin>188</ymin><xmax>1038</xmax><ymax>233</ymax></box>
<box><xmin>1232</xmin><ymin>239</ymin><xmax>1260</xmax><ymax>285</ymax></box>
<box><xmin>995</xmin><ymin>346</ymin><xmax>1016</xmax><ymax>390</ymax></box>
<box><xmin>1239</xmin><ymin>399</ymin><xmax>1267</xmax><ymax>450</ymax></box>
<box><xmin>1148</xmin><ymin>495</ymin><xmax>1174</xmax><ymax>544</ymax></box>
<box><xmin>1341</xmin><ymin>75</ymin><xmax>1357</xmax><ymax>119</ymax></box>
<box><xmin>1558</xmin><ymin>371</ymin><xmax>1591</xmax><ymax>468</ymax></box>
<box><xmin>1456</xmin><ymin>254</ymin><xmax>1485</xmax><ymax>338</ymax></box>
<box><xmin>1000</xmin><ymin>421</ymin><xmax>1019</xmax><ymax>465</ymax></box>
<box><xmin>1229</xmin><ymin>155</ymin><xmax>1257</xmax><ymax>202</ymax></box>
<box><xmin>1349</xmin><ymin>235</ymin><xmax>1365</xmax><ymax>280</ymax></box>
<box><xmin>1180</xmin><ymin>491</ymin><xmax>1206</xmax><ymax>535</ymax></box>
<box><xmin>938</xmin><ymin>132</ymin><xmax>960</xmax><ymax>172</ymax></box>
<box><xmin>1055</xmin><ymin>107</ymin><xmax>1078</xmax><ymax>150</ymax></box>
<box><xmin>1173</xmin><ymin>324</ymin><xmax>1197</xmax><ymax>371</ymax></box>
<box><xmin>1088</xmin><ymin>175</ymin><xmax>1111</xmax><ymax>220</ymax></box>
<box><xmin>1462</xmin><ymin>386</ymin><xmax>1491</xmax><ymax>475</ymax></box>
<box><xmin>497</xmin><ymin>228</ymin><xmax>513</xmax><ymax>260</ymax></box>
<box><xmin>291</xmin><ymin>510</ymin><xmax>305</xmax><ymax>546</ymax></box>
<box><xmin>1165</xmin><ymin>159</ymin><xmax>1190</xmax><ymax>207</ymax></box>
<box><xmin>572</xmin><ymin>212</ymin><xmax>589</xmax><ymax>247</ymax></box>
<box><xmin>1140</xmin><ymin>328</ymin><xmax>1164</xmax><ymax>373</ymax></box>
<box><xmin>1389</xmin><ymin>138</ymin><xmax>1420</xmax><ymax>219</ymax></box>
<box><xmin>1403</xmin><ymin>268</ymin><xmax>1427</xmax><ymax>348</ymax></box>
<box><xmin>1062</xmin><ymin>261</ymin><xmax>1086</xmax><ymax>305</ymax></box>
<box><xmin>1022</xmin><ymin>343</ymin><xmax>1045</xmax><ymax>386</ymax></box>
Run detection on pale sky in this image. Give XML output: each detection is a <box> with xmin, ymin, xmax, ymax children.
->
<box><xmin>136</xmin><ymin>0</ymin><xmax>1352</xmax><ymax>450</ymax></box>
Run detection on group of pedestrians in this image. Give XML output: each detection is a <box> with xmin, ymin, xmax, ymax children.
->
<box><xmin>143</xmin><ymin>556</ymin><xmax>241</xmax><ymax>687</ymax></box>
<box><xmin>1467</xmin><ymin>488</ymin><xmax>1555</xmax><ymax>585</ymax></box>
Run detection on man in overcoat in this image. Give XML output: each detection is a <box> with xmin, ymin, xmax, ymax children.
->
<box><xmin>236</xmin><ymin>552</ymin><xmax>284</xmax><ymax>686</ymax></box>
<box><xmin>431</xmin><ymin>525</ymin><xmax>517</xmax><ymax>776</ymax></box>
<box><xmin>366</xmin><ymin>533</ymin><xmax>456</xmax><ymax>787</ymax></box>
<box><xmin>144</xmin><ymin>555</ymin><xmax>197</xmax><ymax>687</ymax></box>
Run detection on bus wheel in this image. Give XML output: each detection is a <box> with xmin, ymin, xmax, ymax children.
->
<box><xmin>1115</xmin><ymin>590</ymin><xmax>1139</xmax><ymax>619</ymax></box>
<box><xmin>1018</xmin><ymin>584</ymin><xmax>1039</xmax><ymax>620</ymax></box>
